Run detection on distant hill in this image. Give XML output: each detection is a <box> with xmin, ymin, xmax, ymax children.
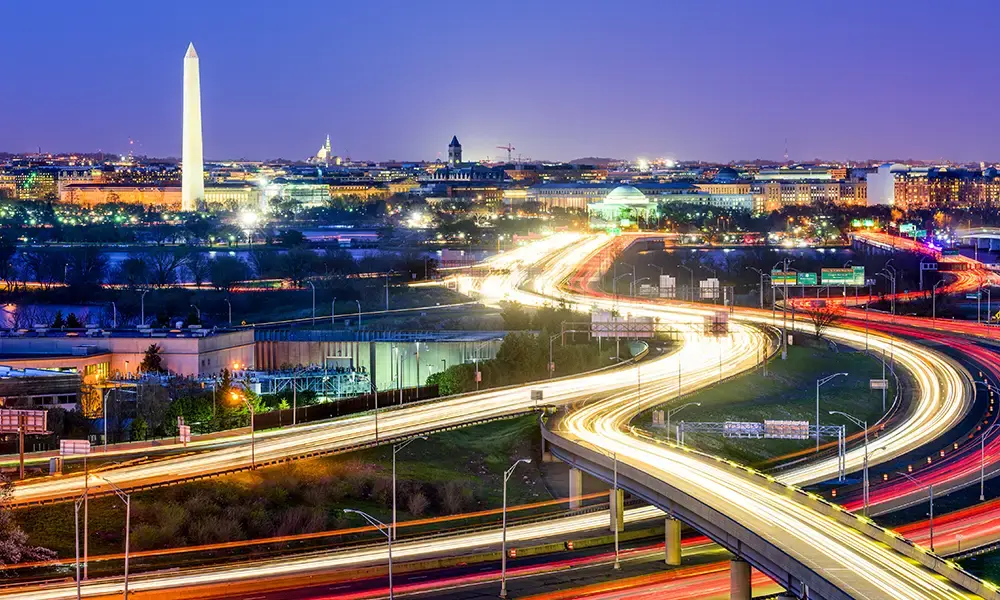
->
<box><xmin>568</xmin><ymin>157</ymin><xmax>619</xmax><ymax>167</ymax></box>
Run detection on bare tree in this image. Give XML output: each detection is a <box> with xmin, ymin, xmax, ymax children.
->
<box><xmin>186</xmin><ymin>252</ymin><xmax>211</xmax><ymax>288</ymax></box>
<box><xmin>23</xmin><ymin>251</ymin><xmax>66</xmax><ymax>290</ymax></box>
<box><xmin>806</xmin><ymin>302</ymin><xmax>845</xmax><ymax>339</ymax></box>
<box><xmin>145</xmin><ymin>248</ymin><xmax>189</xmax><ymax>287</ymax></box>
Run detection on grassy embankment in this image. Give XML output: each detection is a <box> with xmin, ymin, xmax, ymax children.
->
<box><xmin>639</xmin><ymin>336</ymin><xmax>894</xmax><ymax>467</ymax></box>
<box><xmin>17</xmin><ymin>415</ymin><xmax>549</xmax><ymax>560</ymax></box>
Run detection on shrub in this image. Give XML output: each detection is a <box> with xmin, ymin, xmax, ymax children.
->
<box><xmin>407</xmin><ymin>492</ymin><xmax>430</xmax><ymax>517</ymax></box>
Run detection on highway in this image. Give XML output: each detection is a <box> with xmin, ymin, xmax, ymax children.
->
<box><xmin>2</xmin><ymin>232</ymin><xmax>988</xmax><ymax>599</ymax></box>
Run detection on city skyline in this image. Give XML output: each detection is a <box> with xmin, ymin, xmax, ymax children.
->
<box><xmin>4</xmin><ymin>0</ymin><xmax>1000</xmax><ymax>163</ymax></box>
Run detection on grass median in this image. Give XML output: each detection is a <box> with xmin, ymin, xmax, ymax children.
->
<box><xmin>639</xmin><ymin>335</ymin><xmax>895</xmax><ymax>467</ymax></box>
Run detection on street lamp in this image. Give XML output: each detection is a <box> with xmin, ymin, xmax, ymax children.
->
<box><xmin>678</xmin><ymin>265</ymin><xmax>694</xmax><ymax>301</ymax></box>
<box><xmin>975</xmin><ymin>382</ymin><xmax>999</xmax><ymax>501</ymax></box>
<box><xmin>223</xmin><ymin>298</ymin><xmax>232</xmax><ymax>326</ymax></box>
<box><xmin>331</xmin><ymin>296</ymin><xmax>337</xmax><ymax>329</ymax></box>
<box><xmin>229</xmin><ymin>390</ymin><xmax>255</xmax><ymax>469</ymax></box>
<box><xmin>896</xmin><ymin>471</ymin><xmax>934</xmax><ymax>552</ymax></box>
<box><xmin>621</xmin><ymin>262</ymin><xmax>636</xmax><ymax>296</ymax></box>
<box><xmin>344</xmin><ymin>509</ymin><xmax>393</xmax><ymax>599</ymax></box>
<box><xmin>773</xmin><ymin>258</ymin><xmax>792</xmax><ymax>358</ymax></box>
<box><xmin>102</xmin><ymin>387</ymin><xmax>113</xmax><ymax>453</ymax></box>
<box><xmin>613</xmin><ymin>273</ymin><xmax>632</xmax><ymax>299</ymax></box>
<box><xmin>816</xmin><ymin>373</ymin><xmax>848</xmax><ymax>451</ymax></box>
<box><xmin>932</xmin><ymin>280</ymin><xmax>944</xmax><ymax>321</ymax></box>
<box><xmin>307</xmin><ymin>281</ymin><xmax>316</xmax><ymax>325</ymax></box>
<box><xmin>501</xmin><ymin>458</ymin><xmax>532</xmax><ymax>599</ymax></box>
<box><xmin>747</xmin><ymin>267</ymin><xmax>768</xmax><ymax>309</ymax></box>
<box><xmin>548</xmin><ymin>333</ymin><xmax>561</xmax><ymax>378</ymax></box>
<box><xmin>190</xmin><ymin>303</ymin><xmax>201</xmax><ymax>324</ymax></box>
<box><xmin>880</xmin><ymin>259</ymin><xmax>897</xmax><ymax>317</ymax></box>
<box><xmin>95</xmin><ymin>476</ymin><xmax>131</xmax><ymax>599</ymax></box>
<box><xmin>647</xmin><ymin>263</ymin><xmax>664</xmax><ymax>277</ymax></box>
<box><xmin>139</xmin><ymin>289</ymin><xmax>149</xmax><ymax>327</ymax></box>
<box><xmin>472</xmin><ymin>339</ymin><xmax>495</xmax><ymax>391</ymax></box>
<box><xmin>392</xmin><ymin>436</ymin><xmax>427</xmax><ymax>540</ymax></box>
<box><xmin>982</xmin><ymin>284</ymin><xmax>993</xmax><ymax>327</ymax></box>
<box><xmin>667</xmin><ymin>402</ymin><xmax>701</xmax><ymax>443</ymax></box>
<box><xmin>635</xmin><ymin>277</ymin><xmax>652</xmax><ymax>297</ymax></box>
<box><xmin>829</xmin><ymin>410</ymin><xmax>869</xmax><ymax>514</ymax></box>
<box><xmin>355</xmin><ymin>299</ymin><xmax>362</xmax><ymax>331</ymax></box>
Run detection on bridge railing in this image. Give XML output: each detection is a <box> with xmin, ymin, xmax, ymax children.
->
<box><xmin>542</xmin><ymin>412</ymin><xmax>1000</xmax><ymax>600</ymax></box>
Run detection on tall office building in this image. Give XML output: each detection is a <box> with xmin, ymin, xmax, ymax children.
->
<box><xmin>182</xmin><ymin>43</ymin><xmax>204</xmax><ymax>212</ymax></box>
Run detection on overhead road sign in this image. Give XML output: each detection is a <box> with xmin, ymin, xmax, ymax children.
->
<box><xmin>821</xmin><ymin>266</ymin><xmax>865</xmax><ymax>287</ymax></box>
<box><xmin>764</xmin><ymin>420</ymin><xmax>810</xmax><ymax>440</ymax></box>
<box><xmin>771</xmin><ymin>271</ymin><xmax>797</xmax><ymax>286</ymax></box>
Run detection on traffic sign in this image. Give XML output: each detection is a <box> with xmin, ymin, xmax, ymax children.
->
<box><xmin>723</xmin><ymin>421</ymin><xmax>764</xmax><ymax>438</ymax></box>
<box><xmin>870</xmin><ymin>379</ymin><xmax>888</xmax><ymax>390</ymax></box>
<box><xmin>179</xmin><ymin>424</ymin><xmax>191</xmax><ymax>445</ymax></box>
<box><xmin>771</xmin><ymin>271</ymin><xmax>797</xmax><ymax>286</ymax></box>
<box><xmin>0</xmin><ymin>409</ymin><xmax>47</xmax><ymax>434</ymax></box>
<box><xmin>764</xmin><ymin>420</ymin><xmax>810</xmax><ymax>440</ymax></box>
<box><xmin>797</xmin><ymin>273</ymin><xmax>817</xmax><ymax>286</ymax></box>
<box><xmin>821</xmin><ymin>266</ymin><xmax>865</xmax><ymax>286</ymax></box>
<box><xmin>59</xmin><ymin>439</ymin><xmax>91</xmax><ymax>456</ymax></box>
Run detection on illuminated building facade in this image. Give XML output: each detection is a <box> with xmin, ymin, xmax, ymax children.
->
<box><xmin>60</xmin><ymin>184</ymin><xmax>183</xmax><ymax>209</ymax></box>
<box><xmin>203</xmin><ymin>183</ymin><xmax>263</xmax><ymax>211</ymax></box>
<box><xmin>0</xmin><ymin>168</ymin><xmax>58</xmax><ymax>200</ymax></box>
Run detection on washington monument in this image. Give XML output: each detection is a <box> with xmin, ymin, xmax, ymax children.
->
<box><xmin>182</xmin><ymin>42</ymin><xmax>204</xmax><ymax>212</ymax></box>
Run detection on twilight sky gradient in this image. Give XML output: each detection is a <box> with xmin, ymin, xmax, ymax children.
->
<box><xmin>3</xmin><ymin>0</ymin><xmax>999</xmax><ymax>163</ymax></box>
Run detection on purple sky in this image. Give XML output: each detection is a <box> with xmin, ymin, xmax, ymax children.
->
<box><xmin>2</xmin><ymin>0</ymin><xmax>999</xmax><ymax>163</ymax></box>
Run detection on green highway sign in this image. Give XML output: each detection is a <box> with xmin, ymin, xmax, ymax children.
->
<box><xmin>899</xmin><ymin>223</ymin><xmax>916</xmax><ymax>233</ymax></box>
<box><xmin>821</xmin><ymin>266</ymin><xmax>865</xmax><ymax>286</ymax></box>
<box><xmin>797</xmin><ymin>272</ymin><xmax>817</xmax><ymax>285</ymax></box>
<box><xmin>771</xmin><ymin>270</ymin><xmax>797</xmax><ymax>286</ymax></box>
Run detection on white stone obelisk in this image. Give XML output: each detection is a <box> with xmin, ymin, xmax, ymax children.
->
<box><xmin>181</xmin><ymin>43</ymin><xmax>204</xmax><ymax>212</ymax></box>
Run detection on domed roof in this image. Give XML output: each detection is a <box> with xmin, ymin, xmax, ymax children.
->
<box><xmin>713</xmin><ymin>167</ymin><xmax>739</xmax><ymax>183</ymax></box>
<box><xmin>605</xmin><ymin>185</ymin><xmax>648</xmax><ymax>204</ymax></box>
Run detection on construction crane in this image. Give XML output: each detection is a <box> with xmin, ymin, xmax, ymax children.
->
<box><xmin>496</xmin><ymin>144</ymin><xmax>515</xmax><ymax>163</ymax></box>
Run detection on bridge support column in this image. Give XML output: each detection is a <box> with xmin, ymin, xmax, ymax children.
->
<box><xmin>540</xmin><ymin>438</ymin><xmax>557</xmax><ymax>463</ymax></box>
<box><xmin>730</xmin><ymin>558</ymin><xmax>751</xmax><ymax>600</ymax></box>
<box><xmin>569</xmin><ymin>467</ymin><xmax>583</xmax><ymax>509</ymax></box>
<box><xmin>609</xmin><ymin>488</ymin><xmax>624</xmax><ymax>532</ymax></box>
<box><xmin>665</xmin><ymin>517</ymin><xmax>682</xmax><ymax>565</ymax></box>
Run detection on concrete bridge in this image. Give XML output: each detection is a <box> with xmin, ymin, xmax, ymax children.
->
<box><xmin>541</xmin><ymin>414</ymin><xmax>998</xmax><ymax>600</ymax></box>
<box><xmin>956</xmin><ymin>227</ymin><xmax>1000</xmax><ymax>252</ymax></box>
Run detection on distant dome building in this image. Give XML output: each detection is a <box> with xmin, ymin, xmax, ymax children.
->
<box><xmin>713</xmin><ymin>167</ymin><xmax>739</xmax><ymax>183</ymax></box>
<box><xmin>604</xmin><ymin>185</ymin><xmax>648</xmax><ymax>205</ymax></box>
<box><xmin>588</xmin><ymin>185</ymin><xmax>658</xmax><ymax>230</ymax></box>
